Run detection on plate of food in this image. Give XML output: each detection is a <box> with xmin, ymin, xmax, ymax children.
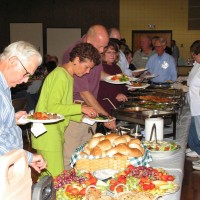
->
<box><xmin>104</xmin><ymin>74</ymin><xmax>131</xmax><ymax>84</ymax></box>
<box><xmin>126</xmin><ymin>83</ymin><xmax>150</xmax><ymax>89</ymax></box>
<box><xmin>24</xmin><ymin>112</ymin><xmax>64</xmax><ymax>123</ymax></box>
<box><xmin>133</xmin><ymin>68</ymin><xmax>148</xmax><ymax>73</ymax></box>
<box><xmin>106</xmin><ymin>165</ymin><xmax>179</xmax><ymax>200</ymax></box>
<box><xmin>143</xmin><ymin>140</ymin><xmax>181</xmax><ymax>158</ymax></box>
<box><xmin>88</xmin><ymin>115</ymin><xmax>115</xmax><ymax>122</ymax></box>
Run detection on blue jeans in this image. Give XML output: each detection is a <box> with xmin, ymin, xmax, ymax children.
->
<box><xmin>188</xmin><ymin>117</ymin><xmax>200</xmax><ymax>154</ymax></box>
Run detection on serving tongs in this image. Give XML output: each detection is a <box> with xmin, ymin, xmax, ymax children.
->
<box><xmin>149</xmin><ymin>123</ymin><xmax>158</xmax><ymax>144</ymax></box>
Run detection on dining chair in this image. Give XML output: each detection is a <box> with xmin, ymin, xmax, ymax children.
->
<box><xmin>12</xmin><ymin>97</ymin><xmax>31</xmax><ymax>143</ymax></box>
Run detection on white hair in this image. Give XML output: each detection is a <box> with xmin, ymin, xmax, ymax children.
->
<box><xmin>0</xmin><ymin>41</ymin><xmax>42</xmax><ymax>65</ymax></box>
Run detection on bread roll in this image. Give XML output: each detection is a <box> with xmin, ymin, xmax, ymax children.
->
<box><xmin>113</xmin><ymin>136</ymin><xmax>127</xmax><ymax>146</ymax></box>
<box><xmin>113</xmin><ymin>152</ymin><xmax>127</xmax><ymax>158</ymax></box>
<box><xmin>88</xmin><ymin>137</ymin><xmax>100</xmax><ymax>149</ymax></box>
<box><xmin>79</xmin><ymin>151</ymin><xmax>88</xmax><ymax>156</ymax></box>
<box><xmin>129</xmin><ymin>148</ymin><xmax>143</xmax><ymax>157</ymax></box>
<box><xmin>129</xmin><ymin>138</ymin><xmax>141</xmax><ymax>145</ymax></box>
<box><xmin>121</xmin><ymin>134</ymin><xmax>131</xmax><ymax>142</ymax></box>
<box><xmin>97</xmin><ymin>139</ymin><xmax>112</xmax><ymax>151</ymax></box>
<box><xmin>115</xmin><ymin>143</ymin><xmax>131</xmax><ymax>156</ymax></box>
<box><xmin>93</xmin><ymin>133</ymin><xmax>104</xmax><ymax>138</ymax></box>
<box><xmin>106</xmin><ymin>147</ymin><xmax>118</xmax><ymax>156</ymax></box>
<box><xmin>90</xmin><ymin>146</ymin><xmax>102</xmax><ymax>156</ymax></box>
<box><xmin>84</xmin><ymin>144</ymin><xmax>91</xmax><ymax>155</ymax></box>
<box><xmin>105</xmin><ymin>133</ymin><xmax>119</xmax><ymax>144</ymax></box>
<box><xmin>128</xmin><ymin>141</ymin><xmax>144</xmax><ymax>154</ymax></box>
<box><xmin>98</xmin><ymin>136</ymin><xmax>106</xmax><ymax>141</ymax></box>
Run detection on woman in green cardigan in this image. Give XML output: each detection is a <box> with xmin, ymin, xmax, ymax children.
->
<box><xmin>31</xmin><ymin>43</ymin><xmax>101</xmax><ymax>176</ymax></box>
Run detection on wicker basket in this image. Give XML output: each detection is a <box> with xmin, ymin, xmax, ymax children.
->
<box><xmin>75</xmin><ymin>156</ymin><xmax>130</xmax><ymax>172</ymax></box>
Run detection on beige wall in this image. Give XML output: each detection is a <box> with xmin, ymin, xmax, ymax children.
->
<box><xmin>120</xmin><ymin>0</ymin><xmax>200</xmax><ymax>62</ymax></box>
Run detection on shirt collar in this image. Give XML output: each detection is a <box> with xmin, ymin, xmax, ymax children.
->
<box><xmin>0</xmin><ymin>71</ymin><xmax>9</xmax><ymax>91</ymax></box>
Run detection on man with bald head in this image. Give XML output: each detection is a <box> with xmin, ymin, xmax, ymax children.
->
<box><xmin>62</xmin><ymin>25</ymin><xmax>116</xmax><ymax>169</ymax></box>
<box><xmin>109</xmin><ymin>28</ymin><xmax>139</xmax><ymax>77</ymax></box>
<box><xmin>132</xmin><ymin>35</ymin><xmax>155</xmax><ymax>69</ymax></box>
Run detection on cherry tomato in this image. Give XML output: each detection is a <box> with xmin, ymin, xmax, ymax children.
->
<box><xmin>160</xmin><ymin>174</ymin><xmax>168</xmax><ymax>181</ymax></box>
<box><xmin>88</xmin><ymin>177</ymin><xmax>97</xmax><ymax>185</ymax></box>
<box><xmin>79</xmin><ymin>188</ymin><xmax>86</xmax><ymax>196</ymax></box>
<box><xmin>149</xmin><ymin>182</ymin><xmax>155</xmax><ymax>190</ymax></box>
<box><xmin>116</xmin><ymin>186</ymin><xmax>123</xmax><ymax>193</ymax></box>
<box><xmin>71</xmin><ymin>188</ymin><xmax>79</xmax><ymax>195</ymax></box>
<box><xmin>117</xmin><ymin>175</ymin><xmax>126</xmax><ymax>184</ymax></box>
<box><xmin>127</xmin><ymin>164</ymin><xmax>134</xmax><ymax>171</ymax></box>
<box><xmin>124</xmin><ymin>169</ymin><xmax>130</xmax><ymax>175</ymax></box>
<box><xmin>165</xmin><ymin>147</ymin><xmax>170</xmax><ymax>151</ymax></box>
<box><xmin>110</xmin><ymin>184</ymin><xmax>115</xmax><ymax>191</ymax></box>
<box><xmin>110</xmin><ymin>179</ymin><xmax>117</xmax><ymax>185</ymax></box>
<box><xmin>143</xmin><ymin>183</ymin><xmax>150</xmax><ymax>190</ymax></box>
<box><xmin>167</xmin><ymin>175</ymin><xmax>175</xmax><ymax>181</ymax></box>
<box><xmin>65</xmin><ymin>185</ymin><xmax>73</xmax><ymax>192</ymax></box>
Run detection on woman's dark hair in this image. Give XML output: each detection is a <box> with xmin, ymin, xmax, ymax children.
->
<box><xmin>190</xmin><ymin>40</ymin><xmax>200</xmax><ymax>55</ymax></box>
<box><xmin>123</xmin><ymin>48</ymin><xmax>133</xmax><ymax>58</ymax></box>
<box><xmin>102</xmin><ymin>40</ymin><xmax>119</xmax><ymax>63</ymax></box>
<box><xmin>69</xmin><ymin>43</ymin><xmax>101</xmax><ymax>66</ymax></box>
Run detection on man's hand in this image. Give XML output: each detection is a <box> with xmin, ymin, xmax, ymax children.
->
<box><xmin>29</xmin><ymin>154</ymin><xmax>47</xmax><ymax>173</ymax></box>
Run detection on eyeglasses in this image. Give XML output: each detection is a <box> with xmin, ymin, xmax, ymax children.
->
<box><xmin>18</xmin><ymin>59</ymin><xmax>32</xmax><ymax>78</ymax></box>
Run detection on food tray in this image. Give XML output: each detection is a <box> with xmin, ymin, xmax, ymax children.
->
<box><xmin>70</xmin><ymin>144</ymin><xmax>152</xmax><ymax>172</ymax></box>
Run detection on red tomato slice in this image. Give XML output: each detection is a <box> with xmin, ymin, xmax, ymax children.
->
<box><xmin>79</xmin><ymin>188</ymin><xmax>86</xmax><ymax>196</ymax></box>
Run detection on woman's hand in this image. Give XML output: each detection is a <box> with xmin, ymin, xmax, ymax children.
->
<box><xmin>30</xmin><ymin>154</ymin><xmax>47</xmax><ymax>173</ymax></box>
<box><xmin>104</xmin><ymin>119</ymin><xmax>116</xmax><ymax>130</ymax></box>
<box><xmin>82</xmin><ymin>105</ymin><xmax>98</xmax><ymax>118</ymax></box>
<box><xmin>15</xmin><ymin>111</ymin><xmax>27</xmax><ymax>124</ymax></box>
<box><xmin>116</xmin><ymin>93</ymin><xmax>128</xmax><ymax>102</ymax></box>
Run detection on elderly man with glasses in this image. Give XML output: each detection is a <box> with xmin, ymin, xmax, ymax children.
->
<box><xmin>0</xmin><ymin>41</ymin><xmax>47</xmax><ymax>173</ymax></box>
<box><xmin>145</xmin><ymin>37</ymin><xmax>177</xmax><ymax>85</ymax></box>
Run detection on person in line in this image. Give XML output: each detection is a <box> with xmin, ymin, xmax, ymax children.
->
<box><xmin>132</xmin><ymin>35</ymin><xmax>155</xmax><ymax>69</ymax></box>
<box><xmin>123</xmin><ymin>48</ymin><xmax>136</xmax><ymax>71</ymax></box>
<box><xmin>186</xmin><ymin>41</ymin><xmax>200</xmax><ymax>171</ymax></box>
<box><xmin>109</xmin><ymin>28</ymin><xmax>142</xmax><ymax>77</ymax></box>
<box><xmin>145</xmin><ymin>37</ymin><xmax>177</xmax><ymax>85</ymax></box>
<box><xmin>98</xmin><ymin>40</ymin><xmax>128</xmax><ymax>115</ymax></box>
<box><xmin>62</xmin><ymin>25</ymin><xmax>116</xmax><ymax>170</ymax></box>
<box><xmin>31</xmin><ymin>43</ymin><xmax>100</xmax><ymax>176</ymax></box>
<box><xmin>0</xmin><ymin>41</ymin><xmax>47</xmax><ymax>173</ymax></box>
<box><xmin>171</xmin><ymin>39</ymin><xmax>180</xmax><ymax>66</ymax></box>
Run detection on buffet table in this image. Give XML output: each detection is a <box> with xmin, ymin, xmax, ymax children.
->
<box><xmin>151</xmin><ymin>105</ymin><xmax>191</xmax><ymax>199</ymax></box>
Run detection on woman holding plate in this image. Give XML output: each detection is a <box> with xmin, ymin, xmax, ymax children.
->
<box><xmin>97</xmin><ymin>40</ymin><xmax>128</xmax><ymax>116</ymax></box>
<box><xmin>31</xmin><ymin>43</ymin><xmax>101</xmax><ymax>176</ymax></box>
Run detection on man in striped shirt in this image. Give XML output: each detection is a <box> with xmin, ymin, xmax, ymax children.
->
<box><xmin>0</xmin><ymin>41</ymin><xmax>46</xmax><ymax>173</ymax></box>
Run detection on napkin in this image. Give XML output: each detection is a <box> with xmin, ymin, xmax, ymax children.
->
<box><xmin>82</xmin><ymin>117</ymin><xmax>95</xmax><ymax>125</ymax></box>
<box><xmin>31</xmin><ymin>123</ymin><xmax>47</xmax><ymax>137</ymax></box>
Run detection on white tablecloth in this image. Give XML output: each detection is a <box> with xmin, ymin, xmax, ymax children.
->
<box><xmin>150</xmin><ymin>105</ymin><xmax>191</xmax><ymax>200</ymax></box>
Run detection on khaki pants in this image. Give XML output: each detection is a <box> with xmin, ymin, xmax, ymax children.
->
<box><xmin>63</xmin><ymin>121</ymin><xmax>96</xmax><ymax>169</ymax></box>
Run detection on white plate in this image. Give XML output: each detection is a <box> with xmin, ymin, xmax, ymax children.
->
<box><xmin>133</xmin><ymin>68</ymin><xmax>148</xmax><ymax>73</ymax></box>
<box><xmin>144</xmin><ymin>74</ymin><xmax>157</xmax><ymax>79</ymax></box>
<box><xmin>126</xmin><ymin>83</ymin><xmax>150</xmax><ymax>89</ymax></box>
<box><xmin>24</xmin><ymin>113</ymin><xmax>64</xmax><ymax>123</ymax></box>
<box><xmin>93</xmin><ymin>169</ymin><xmax>118</xmax><ymax>181</ymax></box>
<box><xmin>104</xmin><ymin>74</ymin><xmax>131</xmax><ymax>84</ymax></box>
<box><xmin>88</xmin><ymin>116</ymin><xmax>116</xmax><ymax>123</ymax></box>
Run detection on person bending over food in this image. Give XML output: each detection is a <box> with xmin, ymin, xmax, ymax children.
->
<box><xmin>31</xmin><ymin>43</ymin><xmax>100</xmax><ymax>176</ymax></box>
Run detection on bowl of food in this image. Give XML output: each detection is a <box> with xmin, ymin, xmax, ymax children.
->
<box><xmin>143</xmin><ymin>140</ymin><xmax>181</xmax><ymax>158</ymax></box>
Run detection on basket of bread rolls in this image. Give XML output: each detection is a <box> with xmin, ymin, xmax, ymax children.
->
<box><xmin>70</xmin><ymin>133</ymin><xmax>152</xmax><ymax>172</ymax></box>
